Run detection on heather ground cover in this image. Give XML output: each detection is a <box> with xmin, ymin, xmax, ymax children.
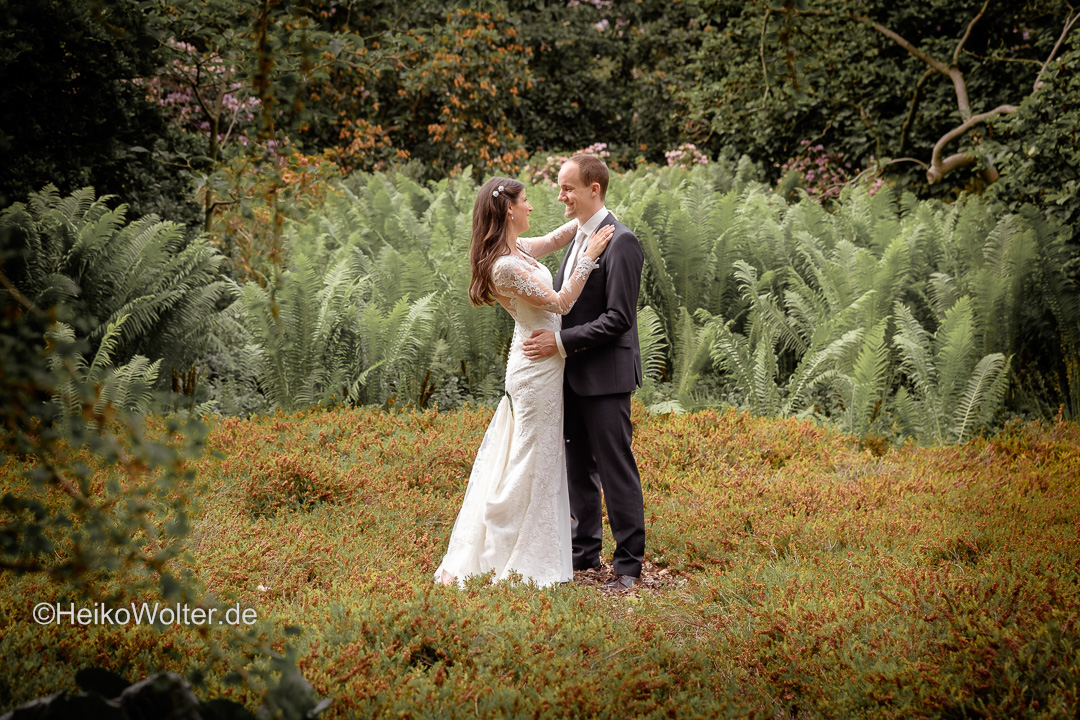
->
<box><xmin>2</xmin><ymin>403</ymin><xmax>1078</xmax><ymax>718</ymax></box>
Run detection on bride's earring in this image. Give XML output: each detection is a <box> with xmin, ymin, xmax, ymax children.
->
<box><xmin>511</xmin><ymin>214</ymin><xmax>515</xmax><ymax>220</ymax></box>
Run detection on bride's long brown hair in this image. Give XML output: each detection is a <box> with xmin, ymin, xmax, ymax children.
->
<box><xmin>469</xmin><ymin>177</ymin><xmax>525</xmax><ymax>306</ymax></box>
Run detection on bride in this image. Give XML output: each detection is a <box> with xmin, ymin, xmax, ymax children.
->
<box><xmin>435</xmin><ymin>177</ymin><xmax>612</xmax><ymax>587</ymax></box>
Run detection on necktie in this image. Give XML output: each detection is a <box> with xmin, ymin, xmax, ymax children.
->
<box><xmin>563</xmin><ymin>230</ymin><xmax>586</xmax><ymax>288</ymax></box>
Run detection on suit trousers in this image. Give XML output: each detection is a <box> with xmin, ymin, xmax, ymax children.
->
<box><xmin>564</xmin><ymin>381</ymin><xmax>645</xmax><ymax>577</ymax></box>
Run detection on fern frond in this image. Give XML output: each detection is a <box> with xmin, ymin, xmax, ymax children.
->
<box><xmin>95</xmin><ymin>356</ymin><xmax>161</xmax><ymax>417</ymax></box>
<box><xmin>927</xmin><ymin>272</ymin><xmax>958</xmax><ymax>321</ymax></box>
<box><xmin>88</xmin><ymin>314</ymin><xmax>130</xmax><ymax>385</ymax></box>
<box><xmin>891</xmin><ymin>386</ymin><xmax>924</xmax><ymax>439</ymax></box>
<box><xmin>636</xmin><ymin>306</ymin><xmax>668</xmax><ymax>381</ymax></box>
<box><xmin>935</xmin><ymin>295</ymin><xmax>978</xmax><ymax>412</ymax></box>
<box><xmin>949</xmin><ymin>353</ymin><xmax>1010</xmax><ymax>442</ymax></box>
<box><xmin>845</xmin><ymin>320</ymin><xmax>890</xmax><ymax>433</ymax></box>
<box><xmin>892</xmin><ymin>302</ymin><xmax>935</xmax><ymax>399</ymax></box>
<box><xmin>780</xmin><ymin>327</ymin><xmax>862</xmax><ymax>415</ymax></box>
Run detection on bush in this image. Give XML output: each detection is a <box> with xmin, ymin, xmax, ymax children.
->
<box><xmin>0</xmin><ymin>185</ymin><xmax>234</xmax><ymax>390</ymax></box>
<box><xmin>990</xmin><ymin>38</ymin><xmax>1080</xmax><ymax>248</ymax></box>
<box><xmin>4</xmin><ymin>401</ymin><xmax>1079</xmax><ymax>716</ymax></box>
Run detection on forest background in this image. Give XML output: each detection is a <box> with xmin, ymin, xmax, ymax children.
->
<box><xmin>2</xmin><ymin>0</ymin><xmax>1080</xmax><ymax>716</ymax></box>
<box><xmin>3</xmin><ymin>0</ymin><xmax>1079</xmax><ymax>438</ymax></box>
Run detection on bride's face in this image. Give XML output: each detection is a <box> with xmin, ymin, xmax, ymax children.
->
<box><xmin>508</xmin><ymin>192</ymin><xmax>533</xmax><ymax>235</ymax></box>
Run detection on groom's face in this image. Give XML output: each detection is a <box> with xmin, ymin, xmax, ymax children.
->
<box><xmin>557</xmin><ymin>161</ymin><xmax>599</xmax><ymax>221</ymax></box>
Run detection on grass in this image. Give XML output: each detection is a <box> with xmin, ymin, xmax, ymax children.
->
<box><xmin>2</xmin><ymin>401</ymin><xmax>1079</xmax><ymax>718</ymax></box>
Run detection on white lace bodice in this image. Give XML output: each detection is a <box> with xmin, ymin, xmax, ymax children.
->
<box><xmin>491</xmin><ymin>220</ymin><xmax>598</xmax><ymax>331</ymax></box>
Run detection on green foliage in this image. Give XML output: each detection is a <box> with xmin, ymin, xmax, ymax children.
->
<box><xmin>45</xmin><ymin>316</ymin><xmax>161</xmax><ymax>431</ymax></box>
<box><xmin>0</xmin><ymin>185</ymin><xmax>234</xmax><ymax>388</ymax></box>
<box><xmin>684</xmin><ymin>0</ymin><xmax>1077</xmax><ymax>198</ymax></box>
<box><xmin>991</xmin><ymin>37</ymin><xmax>1080</xmax><ymax>235</ymax></box>
<box><xmin>291</xmin><ymin>0</ymin><xmax>708</xmax><ymax>178</ymax></box>
<box><xmin>0</xmin><ymin>215</ymin><xmax>328</xmax><ymax>719</ymax></box>
<box><xmin>212</xmin><ymin>164</ymin><xmax>1078</xmax><ymax>444</ymax></box>
<box><xmin>6</xmin><ymin>402</ymin><xmax>1080</xmax><ymax>716</ymax></box>
<box><xmin>0</xmin><ymin>226</ymin><xmax>201</xmax><ymax>600</ymax></box>
<box><xmin>508</xmin><ymin>0</ymin><xmax>700</xmax><ymax>165</ymax></box>
<box><xmin>892</xmin><ymin>298</ymin><xmax>1011</xmax><ymax>442</ymax></box>
<box><xmin>606</xmin><ymin>167</ymin><xmax>1076</xmax><ymax>442</ymax></box>
<box><xmin>227</xmin><ymin>174</ymin><xmax>507</xmax><ymax>411</ymax></box>
<box><xmin>389</xmin><ymin>9</ymin><xmax>534</xmax><ymax>176</ymax></box>
<box><xmin>0</xmin><ymin>0</ymin><xmax>195</xmax><ymax>221</ymax></box>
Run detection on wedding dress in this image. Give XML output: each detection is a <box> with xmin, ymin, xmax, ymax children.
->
<box><xmin>435</xmin><ymin>220</ymin><xmax>597</xmax><ymax>587</ymax></box>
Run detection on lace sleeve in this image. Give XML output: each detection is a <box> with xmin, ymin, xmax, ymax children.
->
<box><xmin>516</xmin><ymin>220</ymin><xmax>579</xmax><ymax>259</ymax></box>
<box><xmin>492</xmin><ymin>255</ymin><xmax>599</xmax><ymax>315</ymax></box>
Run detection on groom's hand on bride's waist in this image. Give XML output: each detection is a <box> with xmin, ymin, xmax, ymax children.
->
<box><xmin>523</xmin><ymin>330</ymin><xmax>557</xmax><ymax>361</ymax></box>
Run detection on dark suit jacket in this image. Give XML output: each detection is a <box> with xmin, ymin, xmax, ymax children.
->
<box><xmin>554</xmin><ymin>213</ymin><xmax>644</xmax><ymax>396</ymax></box>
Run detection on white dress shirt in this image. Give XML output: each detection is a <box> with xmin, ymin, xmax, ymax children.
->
<box><xmin>555</xmin><ymin>206</ymin><xmax>608</xmax><ymax>358</ymax></box>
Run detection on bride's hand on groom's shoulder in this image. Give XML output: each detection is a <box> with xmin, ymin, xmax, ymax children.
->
<box><xmin>584</xmin><ymin>225</ymin><xmax>614</xmax><ymax>261</ymax></box>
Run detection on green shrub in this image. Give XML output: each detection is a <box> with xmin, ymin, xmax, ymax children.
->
<box><xmin>6</xmin><ymin>401</ymin><xmax>1079</xmax><ymax>717</ymax></box>
<box><xmin>0</xmin><ymin>185</ymin><xmax>233</xmax><ymax>389</ymax></box>
<box><xmin>214</xmin><ymin>165</ymin><xmax>1079</xmax><ymax>443</ymax></box>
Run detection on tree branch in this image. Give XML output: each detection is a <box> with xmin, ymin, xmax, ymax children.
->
<box><xmin>792</xmin><ymin>4</ymin><xmax>1054</xmax><ymax>185</ymax></box>
<box><xmin>862</xmin><ymin>17</ymin><xmax>951</xmax><ymax>75</ymax></box>
<box><xmin>962</xmin><ymin>49</ymin><xmax>1041</xmax><ymax>67</ymax></box>
<box><xmin>885</xmin><ymin>157</ymin><xmax>930</xmax><ymax>170</ymax></box>
<box><xmin>796</xmin><ymin>9</ymin><xmax>949</xmax><ymax>73</ymax></box>
<box><xmin>759</xmin><ymin>8</ymin><xmax>772</xmax><ymax>108</ymax></box>
<box><xmin>899</xmin><ymin>68</ymin><xmax>935</xmax><ymax>155</ymax></box>
<box><xmin>796</xmin><ymin>8</ymin><xmax>970</xmax><ymax>117</ymax></box>
<box><xmin>1035</xmin><ymin>8</ymin><xmax>1080</xmax><ymax>92</ymax></box>
<box><xmin>927</xmin><ymin>104</ymin><xmax>1018</xmax><ymax>184</ymax></box>
<box><xmin>953</xmin><ymin>0</ymin><xmax>991</xmax><ymax>66</ymax></box>
<box><xmin>0</xmin><ymin>271</ymin><xmax>38</xmax><ymax>313</ymax></box>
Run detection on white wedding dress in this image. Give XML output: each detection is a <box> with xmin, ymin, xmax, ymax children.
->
<box><xmin>435</xmin><ymin>220</ymin><xmax>597</xmax><ymax>587</ymax></box>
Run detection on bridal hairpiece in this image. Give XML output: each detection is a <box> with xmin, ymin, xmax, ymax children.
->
<box><xmin>492</xmin><ymin>185</ymin><xmax>505</xmax><ymax>198</ymax></box>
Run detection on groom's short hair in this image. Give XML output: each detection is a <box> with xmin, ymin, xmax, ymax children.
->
<box><xmin>569</xmin><ymin>154</ymin><xmax>609</xmax><ymax>199</ymax></box>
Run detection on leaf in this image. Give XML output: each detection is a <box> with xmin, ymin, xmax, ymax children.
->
<box><xmin>636</xmin><ymin>306</ymin><xmax>668</xmax><ymax>382</ymax></box>
<box><xmin>950</xmin><ymin>353</ymin><xmax>1010</xmax><ymax>442</ymax></box>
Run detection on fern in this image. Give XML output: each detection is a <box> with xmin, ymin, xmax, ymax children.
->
<box><xmin>636</xmin><ymin>306</ymin><xmax>668</xmax><ymax>382</ymax></box>
<box><xmin>950</xmin><ymin>353</ymin><xmax>1010</xmax><ymax>442</ymax></box>
<box><xmin>892</xmin><ymin>297</ymin><xmax>1012</xmax><ymax>442</ymax></box>
<box><xmin>935</xmin><ymin>297</ymin><xmax>979</xmax><ymax>420</ymax></box>
<box><xmin>842</xmin><ymin>320</ymin><xmax>890</xmax><ymax>434</ymax></box>
<box><xmin>708</xmin><ymin>313</ymin><xmax>781</xmax><ymax>417</ymax></box>
<box><xmin>44</xmin><ymin>319</ymin><xmax>160</xmax><ymax>430</ymax></box>
<box><xmin>88</xmin><ymin>315</ymin><xmax>130</xmax><ymax>384</ymax></box>
<box><xmin>194</xmin><ymin>164</ymin><xmax>1080</xmax><ymax>433</ymax></box>
<box><xmin>893</xmin><ymin>302</ymin><xmax>936</xmax><ymax>399</ymax></box>
<box><xmin>1</xmin><ymin>185</ymin><xmax>232</xmax><ymax>384</ymax></box>
<box><xmin>95</xmin><ymin>355</ymin><xmax>161</xmax><ymax>419</ymax></box>
<box><xmin>780</xmin><ymin>328</ymin><xmax>861</xmax><ymax>416</ymax></box>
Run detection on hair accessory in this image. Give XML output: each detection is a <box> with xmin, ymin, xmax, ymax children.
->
<box><xmin>492</xmin><ymin>184</ymin><xmax>506</xmax><ymax>198</ymax></box>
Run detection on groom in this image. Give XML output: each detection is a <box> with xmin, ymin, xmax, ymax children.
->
<box><xmin>522</xmin><ymin>154</ymin><xmax>645</xmax><ymax>591</ymax></box>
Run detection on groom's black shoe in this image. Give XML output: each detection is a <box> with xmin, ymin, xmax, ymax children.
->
<box><xmin>602</xmin><ymin>575</ymin><xmax>637</xmax><ymax>591</ymax></box>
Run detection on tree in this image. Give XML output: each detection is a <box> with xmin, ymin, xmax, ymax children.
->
<box><xmin>793</xmin><ymin>0</ymin><xmax>1080</xmax><ymax>186</ymax></box>
<box><xmin>0</xmin><ymin>0</ymin><xmax>195</xmax><ymax>222</ymax></box>
<box><xmin>507</xmin><ymin>0</ymin><xmax>700</xmax><ymax>165</ymax></box>
<box><xmin>684</xmin><ymin>0</ymin><xmax>1078</xmax><ymax>196</ymax></box>
<box><xmin>990</xmin><ymin>35</ymin><xmax>1080</xmax><ymax>232</ymax></box>
<box><xmin>141</xmin><ymin>0</ymin><xmax>391</xmax><ymax>232</ymax></box>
